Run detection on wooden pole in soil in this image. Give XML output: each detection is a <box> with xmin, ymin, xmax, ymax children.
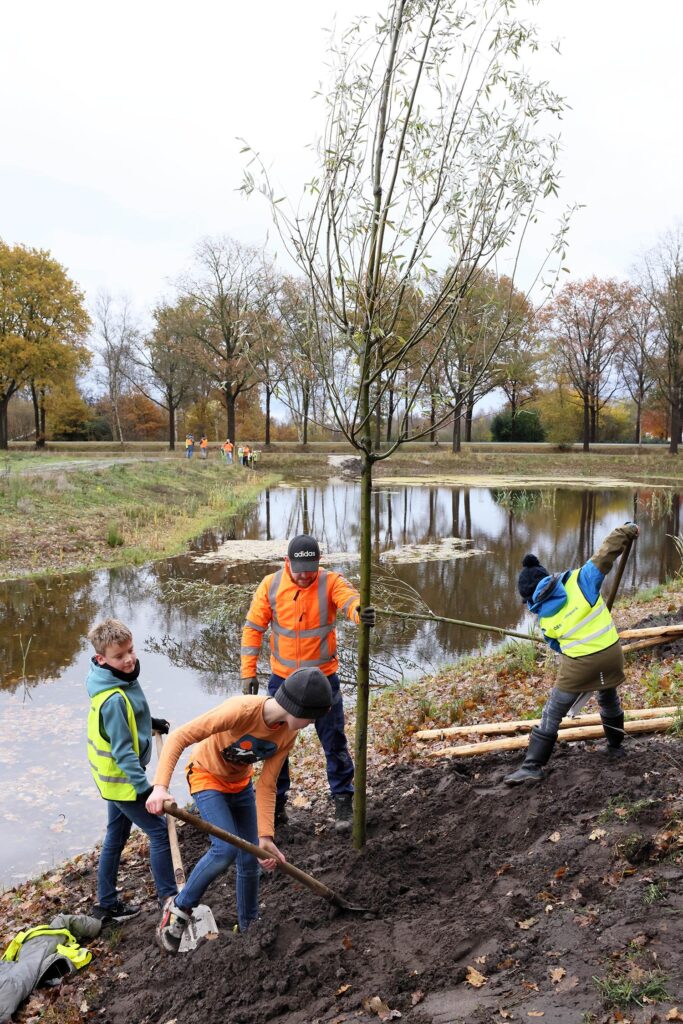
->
<box><xmin>605</xmin><ymin>534</ymin><xmax>636</xmax><ymax>611</ymax></box>
<box><xmin>414</xmin><ymin>706</ymin><xmax>678</xmax><ymax>741</ymax></box>
<box><xmin>425</xmin><ymin>717</ymin><xmax>675</xmax><ymax>758</ymax></box>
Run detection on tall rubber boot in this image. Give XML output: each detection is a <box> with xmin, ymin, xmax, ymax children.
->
<box><xmin>504</xmin><ymin>727</ymin><xmax>556</xmax><ymax>786</ymax></box>
<box><xmin>601</xmin><ymin>712</ymin><xmax>625</xmax><ymax>757</ymax></box>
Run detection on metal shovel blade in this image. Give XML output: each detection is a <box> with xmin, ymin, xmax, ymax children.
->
<box><xmin>178</xmin><ymin>902</ymin><xmax>218</xmax><ymax>952</ymax></box>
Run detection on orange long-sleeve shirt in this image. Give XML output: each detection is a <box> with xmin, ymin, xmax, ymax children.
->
<box><xmin>241</xmin><ymin>566</ymin><xmax>360</xmax><ymax>680</ymax></box>
<box><xmin>154</xmin><ymin>696</ymin><xmax>297</xmax><ymax>837</ymax></box>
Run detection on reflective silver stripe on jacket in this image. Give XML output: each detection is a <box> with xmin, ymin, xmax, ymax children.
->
<box><xmin>560</xmin><ymin>600</ymin><xmax>605</xmax><ymax>640</ymax></box>
<box><xmin>273</xmin><ymin>653</ymin><xmax>330</xmax><ymax>668</ymax></box>
<box><xmin>241</xmin><ymin>646</ymin><xmax>261</xmax><ymax>656</ymax></box>
<box><xmin>96</xmin><ymin>773</ymin><xmax>133</xmax><ymax>785</ymax></box>
<box><xmin>244</xmin><ymin>619</ymin><xmax>266</xmax><ymax>633</ymax></box>
<box><xmin>561</xmin><ymin>623</ymin><xmax>616</xmax><ymax>652</ymax></box>
<box><xmin>342</xmin><ymin>595</ymin><xmax>357</xmax><ymax>616</ymax></box>
<box><xmin>268</xmin><ymin>569</ymin><xmax>284</xmax><ymax>661</ymax></box>
<box><xmin>88</xmin><ymin>738</ymin><xmax>111</xmax><ymax>758</ymax></box>
<box><xmin>317</xmin><ymin>570</ymin><xmax>330</xmax><ymax>660</ymax></box>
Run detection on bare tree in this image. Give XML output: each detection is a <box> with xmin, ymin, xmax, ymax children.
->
<box><xmin>177</xmin><ymin>237</ymin><xmax>271</xmax><ymax>442</ymax></box>
<box><xmin>614</xmin><ymin>287</ymin><xmax>658</xmax><ymax>444</ymax></box>
<box><xmin>128</xmin><ymin>299</ymin><xmax>202</xmax><ymax>449</ymax></box>
<box><xmin>244</xmin><ymin>0</ymin><xmax>570</xmax><ymax>845</ymax></box>
<box><xmin>542</xmin><ymin>277</ymin><xmax>626</xmax><ymax>451</ymax></box>
<box><xmin>641</xmin><ymin>227</ymin><xmax>683</xmax><ymax>453</ymax></box>
<box><xmin>93</xmin><ymin>291</ymin><xmax>137</xmax><ymax>443</ymax></box>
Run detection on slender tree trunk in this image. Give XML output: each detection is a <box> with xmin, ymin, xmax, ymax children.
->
<box><xmin>451</xmin><ymin>405</ymin><xmax>462</xmax><ymax>453</ymax></box>
<box><xmin>0</xmin><ymin>396</ymin><xmax>10</xmax><ymax>449</ymax></box>
<box><xmin>429</xmin><ymin>392</ymin><xmax>436</xmax><ymax>443</ymax></box>
<box><xmin>168</xmin><ymin>402</ymin><xmax>176</xmax><ymax>451</ymax></box>
<box><xmin>353</xmin><ymin>378</ymin><xmax>373</xmax><ymax>850</ymax></box>
<box><xmin>265</xmin><ymin>385</ymin><xmax>272</xmax><ymax>446</ymax></box>
<box><xmin>302</xmin><ymin>384</ymin><xmax>310</xmax><ymax>446</ymax></box>
<box><xmin>583</xmin><ymin>394</ymin><xmax>590</xmax><ymax>452</ymax></box>
<box><xmin>386</xmin><ymin>387</ymin><xmax>394</xmax><ymax>442</ymax></box>
<box><xmin>38</xmin><ymin>389</ymin><xmax>46</xmax><ymax>447</ymax></box>
<box><xmin>225</xmin><ymin>389</ymin><xmax>237</xmax><ymax>444</ymax></box>
<box><xmin>669</xmin><ymin>390</ymin><xmax>680</xmax><ymax>455</ymax></box>
<box><xmin>374</xmin><ymin>395</ymin><xmax>382</xmax><ymax>450</ymax></box>
<box><xmin>634</xmin><ymin>399</ymin><xmax>641</xmax><ymax>445</ymax></box>
<box><xmin>465</xmin><ymin>395</ymin><xmax>474</xmax><ymax>442</ymax></box>
<box><xmin>30</xmin><ymin>384</ymin><xmax>40</xmax><ymax>446</ymax></box>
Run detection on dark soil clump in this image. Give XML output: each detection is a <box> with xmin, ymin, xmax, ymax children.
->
<box><xmin>89</xmin><ymin>737</ymin><xmax>683</xmax><ymax>1024</ymax></box>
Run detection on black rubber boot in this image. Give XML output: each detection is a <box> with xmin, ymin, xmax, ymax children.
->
<box><xmin>602</xmin><ymin>712</ymin><xmax>625</xmax><ymax>757</ymax></box>
<box><xmin>334</xmin><ymin>793</ymin><xmax>353</xmax><ymax>833</ymax></box>
<box><xmin>504</xmin><ymin>727</ymin><xmax>556</xmax><ymax>786</ymax></box>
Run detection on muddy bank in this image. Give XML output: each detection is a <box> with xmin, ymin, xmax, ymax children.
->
<box><xmin>79</xmin><ymin>735</ymin><xmax>683</xmax><ymax>1024</ymax></box>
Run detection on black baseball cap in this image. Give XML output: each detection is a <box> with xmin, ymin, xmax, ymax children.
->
<box><xmin>287</xmin><ymin>534</ymin><xmax>321</xmax><ymax>572</ymax></box>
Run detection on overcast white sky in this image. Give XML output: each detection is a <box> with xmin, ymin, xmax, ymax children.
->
<box><xmin>1</xmin><ymin>0</ymin><xmax>681</xmax><ymax>318</ymax></box>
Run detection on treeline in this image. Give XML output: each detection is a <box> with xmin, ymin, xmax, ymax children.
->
<box><xmin>1</xmin><ymin>228</ymin><xmax>682</xmax><ymax>452</ymax></box>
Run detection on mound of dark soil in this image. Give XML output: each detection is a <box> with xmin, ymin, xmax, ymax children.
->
<box><xmin>633</xmin><ymin>605</ymin><xmax>683</xmax><ymax>659</ymax></box>
<box><xmin>91</xmin><ymin>737</ymin><xmax>683</xmax><ymax>1024</ymax></box>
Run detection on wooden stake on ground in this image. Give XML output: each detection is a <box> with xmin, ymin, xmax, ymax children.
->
<box><xmin>413</xmin><ymin>706</ymin><xmax>678</xmax><ymax>741</ymax></box>
<box><xmin>621</xmin><ymin>634</ymin><xmax>683</xmax><ymax>653</ymax></box>
<box><xmin>618</xmin><ymin>624</ymin><xmax>683</xmax><ymax>639</ymax></box>
<box><xmin>425</xmin><ymin>717</ymin><xmax>676</xmax><ymax>758</ymax></box>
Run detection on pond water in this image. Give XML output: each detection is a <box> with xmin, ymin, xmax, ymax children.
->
<box><xmin>1</xmin><ymin>482</ymin><xmax>680</xmax><ymax>887</ymax></box>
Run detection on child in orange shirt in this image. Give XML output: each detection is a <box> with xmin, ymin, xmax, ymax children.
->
<box><xmin>146</xmin><ymin>668</ymin><xmax>332</xmax><ymax>953</ymax></box>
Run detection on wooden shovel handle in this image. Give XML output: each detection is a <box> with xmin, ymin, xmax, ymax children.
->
<box><xmin>154</xmin><ymin>733</ymin><xmax>186</xmax><ymax>888</ymax></box>
<box><xmin>163</xmin><ymin>800</ymin><xmax>341</xmax><ymax>907</ymax></box>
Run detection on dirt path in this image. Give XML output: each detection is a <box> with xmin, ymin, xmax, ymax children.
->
<box><xmin>14</xmin><ymin>456</ymin><xmax>176</xmax><ymax>475</ymax></box>
<box><xmin>76</xmin><ymin>735</ymin><xmax>683</xmax><ymax>1024</ymax></box>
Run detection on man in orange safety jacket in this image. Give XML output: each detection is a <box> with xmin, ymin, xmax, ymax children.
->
<box><xmin>240</xmin><ymin>534</ymin><xmax>376</xmax><ymax>832</ymax></box>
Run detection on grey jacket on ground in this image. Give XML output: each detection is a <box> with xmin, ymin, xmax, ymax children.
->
<box><xmin>0</xmin><ymin>913</ymin><xmax>101</xmax><ymax>1023</ymax></box>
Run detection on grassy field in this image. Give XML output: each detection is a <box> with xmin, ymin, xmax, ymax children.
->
<box><xmin>0</xmin><ymin>460</ymin><xmax>278</xmax><ymax>580</ymax></box>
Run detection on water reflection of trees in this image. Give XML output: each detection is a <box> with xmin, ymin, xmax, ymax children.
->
<box><xmin>0</xmin><ymin>574</ymin><xmax>97</xmax><ymax>692</ymax></box>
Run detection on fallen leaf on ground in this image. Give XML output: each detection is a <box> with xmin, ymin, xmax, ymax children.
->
<box><xmin>548</xmin><ymin>831</ymin><xmax>561</xmax><ymax>843</ymax></box>
<box><xmin>336</xmin><ymin>984</ymin><xmax>351</xmax><ymax>996</ymax></box>
<box><xmin>499</xmin><ymin>1012</ymin><xmax>513</xmax><ymax>1020</ymax></box>
<box><xmin>474</xmin><ymin>955</ymin><xmax>487</xmax><ymax>964</ymax></box>
<box><xmin>554</xmin><ymin>866</ymin><xmax>567</xmax><ymax>879</ymax></box>
<box><xmin>555</xmin><ymin>974</ymin><xmax>579</xmax><ymax>993</ymax></box>
<box><xmin>527</xmin><ymin>1013</ymin><xmax>544</xmax><ymax>1018</ymax></box>
<box><xmin>342</xmin><ymin>933</ymin><xmax>353</xmax><ymax>950</ymax></box>
<box><xmin>549</xmin><ymin>967</ymin><xmax>566</xmax><ymax>983</ymax></box>
<box><xmin>363</xmin><ymin>996</ymin><xmax>402</xmax><ymax>1020</ymax></box>
<box><xmin>116</xmin><ymin>971</ymin><xmax>129</xmax><ymax>980</ymax></box>
<box><xmin>517</xmin><ymin>917</ymin><xmax>538</xmax><ymax>930</ymax></box>
<box><xmin>666</xmin><ymin>1009</ymin><xmax>683</xmax><ymax>1021</ymax></box>
<box><xmin>521</xmin><ymin>981</ymin><xmax>539</xmax><ymax>992</ymax></box>
<box><xmin>465</xmin><ymin>965</ymin><xmax>487</xmax><ymax>988</ymax></box>
<box><xmin>411</xmin><ymin>990</ymin><xmax>424</xmax><ymax>1006</ymax></box>
<box><xmin>589</xmin><ymin>828</ymin><xmax>607</xmax><ymax>841</ymax></box>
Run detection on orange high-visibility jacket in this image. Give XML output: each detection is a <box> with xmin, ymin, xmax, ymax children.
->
<box><xmin>241</xmin><ymin>566</ymin><xmax>360</xmax><ymax>679</ymax></box>
<box><xmin>200</xmin><ymin>437</ymin><xmax>208</xmax><ymax>448</ymax></box>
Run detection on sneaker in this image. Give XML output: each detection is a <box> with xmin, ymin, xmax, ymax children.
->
<box><xmin>334</xmin><ymin>793</ymin><xmax>353</xmax><ymax>833</ymax></box>
<box><xmin>156</xmin><ymin>897</ymin><xmax>191</xmax><ymax>955</ymax></box>
<box><xmin>274</xmin><ymin>799</ymin><xmax>289</xmax><ymax>827</ymax></box>
<box><xmin>92</xmin><ymin>899</ymin><xmax>141</xmax><ymax>923</ymax></box>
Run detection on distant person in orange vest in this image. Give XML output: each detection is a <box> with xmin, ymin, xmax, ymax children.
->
<box><xmin>222</xmin><ymin>439</ymin><xmax>234</xmax><ymax>464</ymax></box>
<box><xmin>242</xmin><ymin>444</ymin><xmax>250</xmax><ymax>467</ymax></box>
<box><xmin>184</xmin><ymin>435</ymin><xmax>194</xmax><ymax>459</ymax></box>
<box><xmin>199</xmin><ymin>435</ymin><xmax>209</xmax><ymax>459</ymax></box>
<box><xmin>240</xmin><ymin>534</ymin><xmax>376</xmax><ymax>832</ymax></box>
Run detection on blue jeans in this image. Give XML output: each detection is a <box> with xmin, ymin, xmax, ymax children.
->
<box><xmin>177</xmin><ymin>784</ymin><xmax>260</xmax><ymax>932</ymax></box>
<box><xmin>268</xmin><ymin>672</ymin><xmax>354</xmax><ymax>800</ymax></box>
<box><xmin>97</xmin><ymin>795</ymin><xmax>177</xmax><ymax>908</ymax></box>
<box><xmin>540</xmin><ymin>686</ymin><xmax>622</xmax><ymax>736</ymax></box>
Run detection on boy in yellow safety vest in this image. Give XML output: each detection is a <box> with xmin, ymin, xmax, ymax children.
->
<box><xmin>86</xmin><ymin>618</ymin><xmax>177</xmax><ymax>921</ymax></box>
<box><xmin>505</xmin><ymin>522</ymin><xmax>639</xmax><ymax>785</ymax></box>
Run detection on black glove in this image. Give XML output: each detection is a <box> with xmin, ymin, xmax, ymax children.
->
<box><xmin>358</xmin><ymin>606</ymin><xmax>376</xmax><ymax>628</ymax></box>
<box><xmin>151</xmin><ymin>717</ymin><xmax>170</xmax><ymax>735</ymax></box>
<box><xmin>242</xmin><ymin>678</ymin><xmax>259</xmax><ymax>695</ymax></box>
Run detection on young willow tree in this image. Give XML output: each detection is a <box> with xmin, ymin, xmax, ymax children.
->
<box><xmin>243</xmin><ymin>0</ymin><xmax>570</xmax><ymax>847</ymax></box>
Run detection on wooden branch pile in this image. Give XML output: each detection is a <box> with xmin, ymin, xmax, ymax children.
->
<box><xmin>415</xmin><ymin>706</ymin><xmax>679</xmax><ymax>759</ymax></box>
<box><xmin>619</xmin><ymin>623</ymin><xmax>683</xmax><ymax>653</ymax></box>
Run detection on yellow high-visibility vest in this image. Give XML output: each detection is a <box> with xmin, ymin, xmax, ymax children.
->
<box><xmin>2</xmin><ymin>926</ymin><xmax>92</xmax><ymax>970</ymax></box>
<box><xmin>87</xmin><ymin>688</ymin><xmax>139</xmax><ymax>801</ymax></box>
<box><xmin>540</xmin><ymin>570</ymin><xmax>619</xmax><ymax>658</ymax></box>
